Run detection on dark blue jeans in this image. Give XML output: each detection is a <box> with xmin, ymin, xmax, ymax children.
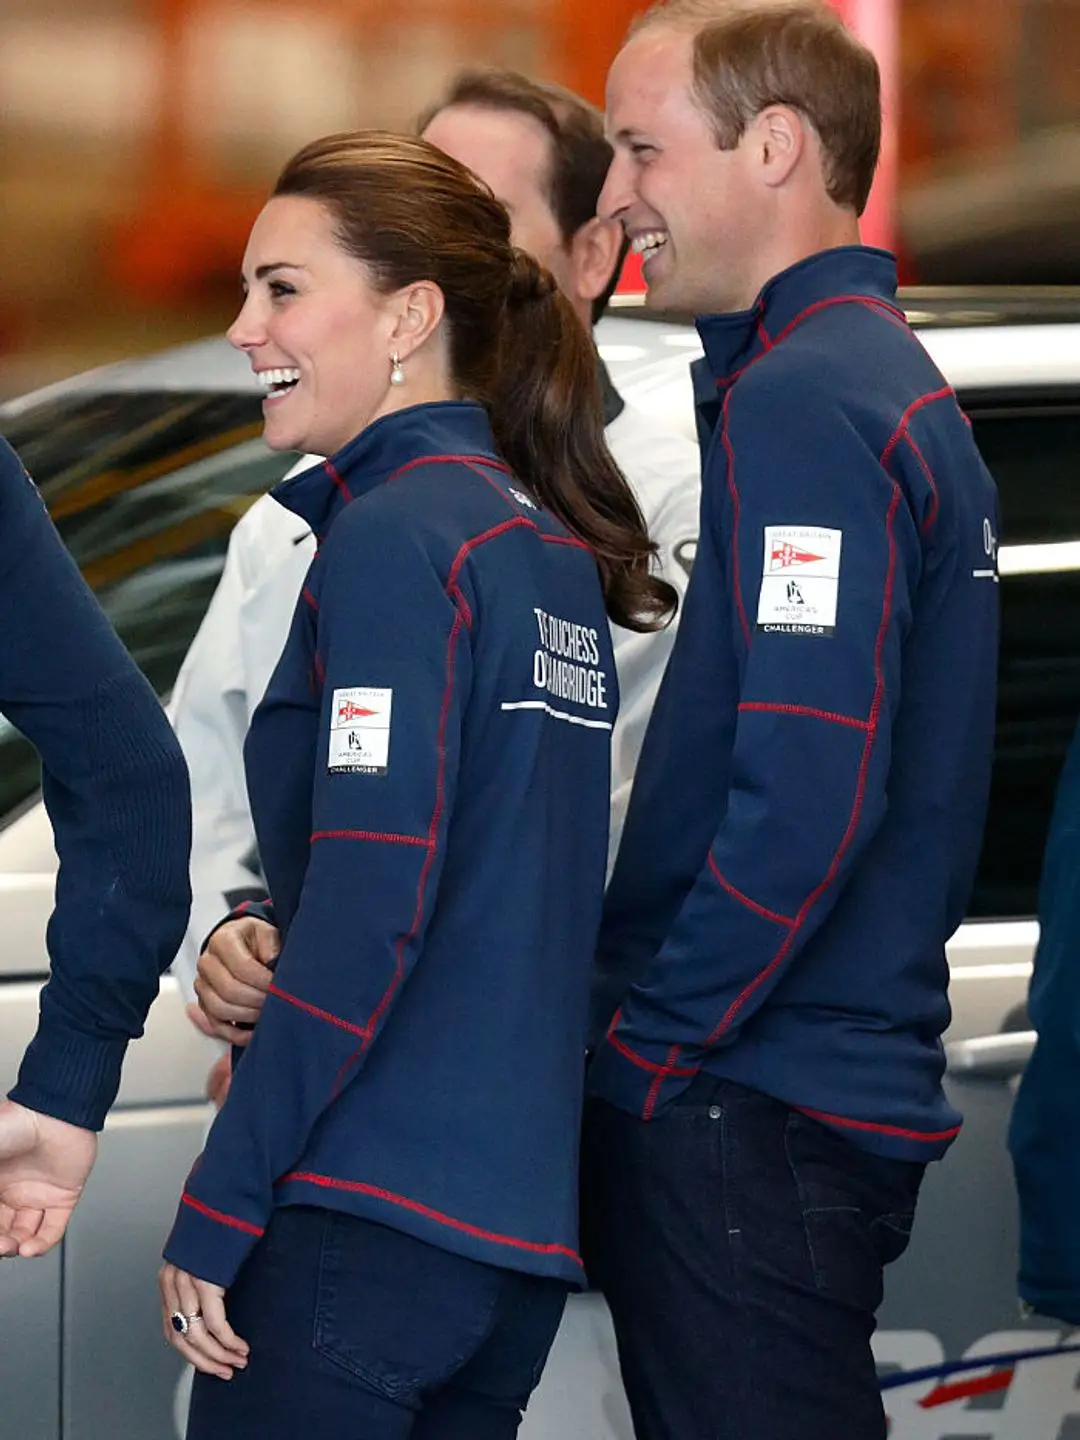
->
<box><xmin>582</xmin><ymin>1076</ymin><xmax>924</xmax><ymax>1440</ymax></box>
<box><xmin>187</xmin><ymin>1206</ymin><xmax>568</xmax><ymax>1440</ymax></box>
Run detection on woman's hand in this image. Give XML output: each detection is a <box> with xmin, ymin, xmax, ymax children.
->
<box><xmin>159</xmin><ymin>1263</ymin><xmax>249</xmax><ymax>1379</ymax></box>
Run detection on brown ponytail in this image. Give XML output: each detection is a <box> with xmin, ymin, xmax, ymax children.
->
<box><xmin>273</xmin><ymin>132</ymin><xmax>677</xmax><ymax>633</ymax></box>
<box><xmin>493</xmin><ymin>251</ymin><xmax>675</xmax><ymax>631</ymax></box>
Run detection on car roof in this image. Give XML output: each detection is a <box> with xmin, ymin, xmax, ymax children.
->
<box><xmin>4</xmin><ymin>287</ymin><xmax>1080</xmax><ymax>420</ymax></box>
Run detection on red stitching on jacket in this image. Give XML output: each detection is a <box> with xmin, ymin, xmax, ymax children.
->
<box><xmin>703</xmin><ymin>481</ymin><xmax>903</xmax><ymax>1047</ymax></box>
<box><xmin>180</xmin><ymin>1193</ymin><xmax>264</xmax><ymax>1237</ymax></box>
<box><xmin>796</xmin><ymin>1105</ymin><xmax>962</xmax><ymax>1144</ymax></box>
<box><xmin>738</xmin><ymin>702</ymin><xmax>870</xmax><ymax>732</ymax></box>
<box><xmin>755</xmin><ymin>300</ymin><xmax>772</xmax><ymax>351</ymax></box>
<box><xmin>772</xmin><ymin>294</ymin><xmax>909</xmax><ymax>348</ymax></box>
<box><xmin>324</xmin><ymin>460</ymin><xmax>353</xmax><ymax>502</ymax></box>
<box><xmin>715</xmin><ymin>295</ymin><xmax>911</xmax><ymax>390</ymax></box>
<box><xmin>324</xmin><ymin>512</ymin><xmax>591</xmax><ymax>1097</ymax></box>
<box><xmin>385</xmin><ymin>453</ymin><xmax>513</xmax><ymax>486</ymax></box>
<box><xmin>707</xmin><ymin>854</ymin><xmax>795</xmax><ymax>927</ymax></box>
<box><xmin>880</xmin><ymin>385</ymin><xmax>954</xmax><ymax>469</ymax></box>
<box><xmin>643</xmin><ymin>1043</ymin><xmax>686</xmax><ymax>1120</ymax></box>
<box><xmin>314</xmin><ymin>652</ymin><xmax>325</xmax><ymax>684</ymax></box>
<box><xmin>604</xmin><ymin>1014</ymin><xmax>699</xmax><ymax>1079</ymax></box>
<box><xmin>540</xmin><ymin>533</ymin><xmax>591</xmax><ymax>551</ymax></box>
<box><xmin>279</xmin><ymin>1171</ymin><xmax>583</xmax><ymax>1264</ymax></box>
<box><xmin>334</xmin><ymin>603</ymin><xmax>468</xmax><ymax>1088</ymax></box>
<box><xmin>446</xmin><ymin>518</ymin><xmax>534</xmax><ymax>593</ymax></box>
<box><xmin>902</xmin><ymin>431</ymin><xmax>941</xmax><ymax>533</ymax></box>
<box><xmin>269</xmin><ymin>983</ymin><xmax>372</xmax><ymax>1039</ymax></box>
<box><xmin>447</xmin><ymin>581</ymin><xmax>474</xmax><ymax>630</ymax></box>
<box><xmin>721</xmin><ymin>390</ymin><xmax>752</xmax><ymax>648</ymax></box>
<box><xmin>311</xmin><ymin>829</ymin><xmax>430</xmax><ymax>848</ymax></box>
<box><xmin>638</xmin><ymin>511</ymin><xmax>893</xmax><ymax>1099</ymax></box>
<box><xmin>302</xmin><ymin>586</ymin><xmax>318</xmax><ymax>613</ymax></box>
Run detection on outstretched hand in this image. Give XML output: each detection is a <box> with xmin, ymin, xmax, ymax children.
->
<box><xmin>0</xmin><ymin>1099</ymin><xmax>97</xmax><ymax>1257</ymax></box>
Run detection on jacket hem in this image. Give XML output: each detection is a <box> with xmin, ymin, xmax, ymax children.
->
<box><xmin>274</xmin><ymin>1172</ymin><xmax>585</xmax><ymax>1287</ymax></box>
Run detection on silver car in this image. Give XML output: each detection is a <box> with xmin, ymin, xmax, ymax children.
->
<box><xmin>1</xmin><ymin>294</ymin><xmax>1078</xmax><ymax>1440</ymax></box>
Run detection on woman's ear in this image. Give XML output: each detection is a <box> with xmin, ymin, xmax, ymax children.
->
<box><xmin>389</xmin><ymin>281</ymin><xmax>445</xmax><ymax>360</ymax></box>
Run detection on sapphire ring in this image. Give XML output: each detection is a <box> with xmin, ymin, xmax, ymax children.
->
<box><xmin>170</xmin><ymin>1310</ymin><xmax>202</xmax><ymax>1337</ymax></box>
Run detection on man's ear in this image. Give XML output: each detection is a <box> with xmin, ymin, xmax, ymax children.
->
<box><xmin>754</xmin><ymin>104</ymin><xmax>805</xmax><ymax>190</ymax></box>
<box><xmin>568</xmin><ymin>216</ymin><xmax>626</xmax><ymax>310</ymax></box>
<box><xmin>388</xmin><ymin>280</ymin><xmax>445</xmax><ymax>359</ymax></box>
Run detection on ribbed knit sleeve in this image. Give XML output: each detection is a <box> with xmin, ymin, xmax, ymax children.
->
<box><xmin>0</xmin><ymin>437</ymin><xmax>192</xmax><ymax>1130</ymax></box>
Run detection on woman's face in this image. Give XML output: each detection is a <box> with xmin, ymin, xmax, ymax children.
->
<box><xmin>228</xmin><ymin>194</ymin><xmax>402</xmax><ymax>458</ymax></box>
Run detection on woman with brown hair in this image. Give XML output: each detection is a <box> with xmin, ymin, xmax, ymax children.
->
<box><xmin>157</xmin><ymin>130</ymin><xmax>674</xmax><ymax>1439</ymax></box>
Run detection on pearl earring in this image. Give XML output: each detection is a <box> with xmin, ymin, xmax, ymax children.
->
<box><xmin>389</xmin><ymin>351</ymin><xmax>405</xmax><ymax>386</ymax></box>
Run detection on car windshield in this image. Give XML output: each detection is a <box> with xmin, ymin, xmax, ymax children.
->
<box><xmin>0</xmin><ymin>390</ymin><xmax>296</xmax><ymax>819</ymax></box>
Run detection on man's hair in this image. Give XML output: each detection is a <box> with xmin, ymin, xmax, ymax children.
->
<box><xmin>418</xmin><ymin>69</ymin><xmax>628</xmax><ymax>323</ymax></box>
<box><xmin>634</xmin><ymin>0</ymin><xmax>881</xmax><ymax>215</ymax></box>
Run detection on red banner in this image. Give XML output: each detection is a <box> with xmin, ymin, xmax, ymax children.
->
<box><xmin>828</xmin><ymin>0</ymin><xmax>899</xmax><ymax>254</ymax></box>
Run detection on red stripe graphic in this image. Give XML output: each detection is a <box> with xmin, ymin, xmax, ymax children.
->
<box><xmin>920</xmin><ymin>1368</ymin><xmax>1013</xmax><ymax>1409</ymax></box>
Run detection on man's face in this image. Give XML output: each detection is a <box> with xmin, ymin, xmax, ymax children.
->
<box><xmin>600</xmin><ymin>27</ymin><xmax>762</xmax><ymax>315</ymax></box>
<box><xmin>421</xmin><ymin>104</ymin><xmax>576</xmax><ymax>299</ymax></box>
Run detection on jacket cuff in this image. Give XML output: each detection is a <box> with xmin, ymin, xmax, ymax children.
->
<box><xmin>163</xmin><ymin>1189</ymin><xmax>265</xmax><ymax>1289</ymax></box>
<box><xmin>586</xmin><ymin>1025</ymin><xmax>698</xmax><ymax>1121</ymax></box>
<box><xmin>9</xmin><ymin>1024</ymin><xmax>128</xmax><ymax>1131</ymax></box>
<box><xmin>200</xmin><ymin>896</ymin><xmax>276</xmax><ymax>956</ymax></box>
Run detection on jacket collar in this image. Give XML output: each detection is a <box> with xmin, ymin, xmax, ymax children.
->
<box><xmin>695</xmin><ymin>246</ymin><xmax>903</xmax><ymax>389</ymax></box>
<box><xmin>271</xmin><ymin>400</ymin><xmax>501</xmax><ymax>539</ymax></box>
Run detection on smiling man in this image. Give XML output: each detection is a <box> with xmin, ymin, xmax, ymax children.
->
<box><xmin>582</xmin><ymin>4</ymin><xmax>1002</xmax><ymax>1439</ymax></box>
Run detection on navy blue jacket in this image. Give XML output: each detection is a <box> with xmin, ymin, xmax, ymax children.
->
<box><xmin>164</xmin><ymin>402</ymin><xmax>615</xmax><ymax>1288</ymax></box>
<box><xmin>1009</xmin><ymin>720</ymin><xmax>1080</xmax><ymax>1322</ymax></box>
<box><xmin>590</xmin><ymin>249</ymin><xmax>999</xmax><ymax>1160</ymax></box>
<box><xmin>0</xmin><ymin>436</ymin><xmax>191</xmax><ymax>1130</ymax></box>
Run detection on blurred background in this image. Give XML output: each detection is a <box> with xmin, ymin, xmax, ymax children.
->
<box><xmin>1</xmin><ymin>0</ymin><xmax>1079</xmax><ymax>399</ymax></box>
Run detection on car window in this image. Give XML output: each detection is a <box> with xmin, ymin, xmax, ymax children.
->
<box><xmin>966</xmin><ymin>398</ymin><xmax>1080</xmax><ymax>919</ymax></box>
<box><xmin>0</xmin><ymin>391</ymin><xmax>297</xmax><ymax>819</ymax></box>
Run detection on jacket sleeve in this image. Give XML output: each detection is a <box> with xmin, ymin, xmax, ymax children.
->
<box><xmin>167</xmin><ymin>520</ymin><xmax>261</xmax><ymax>1000</ymax></box>
<box><xmin>163</xmin><ymin>499</ymin><xmax>470</xmax><ymax>1285</ymax></box>
<box><xmin>1008</xmin><ymin>720</ymin><xmax>1080</xmax><ymax>1323</ymax></box>
<box><xmin>607</xmin><ymin>433</ymin><xmax>700</xmax><ymax>875</ymax></box>
<box><xmin>589</xmin><ymin>378</ymin><xmax>921</xmax><ymax>1119</ymax></box>
<box><xmin>0</xmin><ymin>439</ymin><xmax>192</xmax><ymax>1130</ymax></box>
<box><xmin>168</xmin><ymin>500</ymin><xmax>312</xmax><ymax>998</ymax></box>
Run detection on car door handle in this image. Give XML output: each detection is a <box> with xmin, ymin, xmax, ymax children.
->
<box><xmin>945</xmin><ymin>1030</ymin><xmax>1036</xmax><ymax>1078</ymax></box>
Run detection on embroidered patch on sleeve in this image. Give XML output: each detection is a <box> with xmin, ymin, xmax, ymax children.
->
<box><xmin>756</xmin><ymin>526</ymin><xmax>842</xmax><ymax>637</ymax></box>
<box><xmin>328</xmin><ymin>686</ymin><xmax>392</xmax><ymax>775</ymax></box>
